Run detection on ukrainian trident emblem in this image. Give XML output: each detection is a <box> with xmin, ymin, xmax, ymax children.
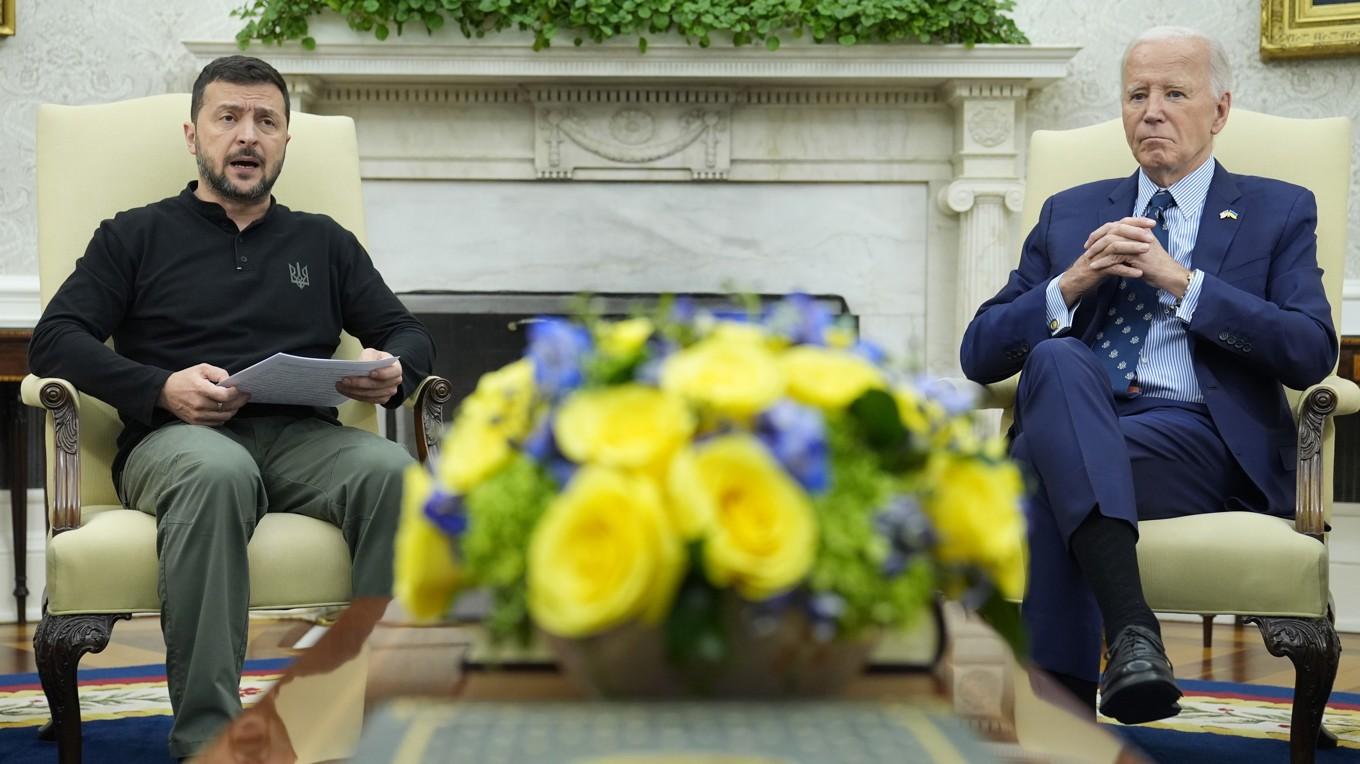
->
<box><xmin>288</xmin><ymin>262</ymin><xmax>310</xmax><ymax>290</ymax></box>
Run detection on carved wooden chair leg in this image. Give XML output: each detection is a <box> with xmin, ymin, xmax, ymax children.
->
<box><xmin>1244</xmin><ymin>616</ymin><xmax>1340</xmax><ymax>764</ymax></box>
<box><xmin>33</xmin><ymin>613</ymin><xmax>131</xmax><ymax>763</ymax></box>
<box><xmin>1318</xmin><ymin>724</ymin><xmax>1339</xmax><ymax>749</ymax></box>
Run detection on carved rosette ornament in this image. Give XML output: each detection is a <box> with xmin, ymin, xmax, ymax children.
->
<box><xmin>967</xmin><ymin>103</ymin><xmax>1011</xmax><ymax>149</ymax></box>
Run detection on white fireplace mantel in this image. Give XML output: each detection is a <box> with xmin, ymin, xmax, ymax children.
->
<box><xmin>185</xmin><ymin>27</ymin><xmax>1079</xmax><ymax>371</ymax></box>
<box><xmin>186</xmin><ymin>28</ymin><xmax>1076</xmax><ymax>87</ymax></box>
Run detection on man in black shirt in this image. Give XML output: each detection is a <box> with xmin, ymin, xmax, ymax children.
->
<box><xmin>29</xmin><ymin>56</ymin><xmax>435</xmax><ymax>758</ymax></box>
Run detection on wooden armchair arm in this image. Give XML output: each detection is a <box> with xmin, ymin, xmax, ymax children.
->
<box><xmin>409</xmin><ymin>374</ymin><xmax>452</xmax><ymax>465</ymax></box>
<box><xmin>19</xmin><ymin>374</ymin><xmax>82</xmax><ymax>535</ymax></box>
<box><xmin>19</xmin><ymin>372</ymin><xmax>454</xmax><ymax>534</ymax></box>
<box><xmin>1295</xmin><ymin>374</ymin><xmax>1360</xmax><ymax>539</ymax></box>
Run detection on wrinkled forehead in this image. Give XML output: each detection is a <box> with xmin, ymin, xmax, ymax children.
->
<box><xmin>1121</xmin><ymin>38</ymin><xmax>1211</xmax><ymax>89</ymax></box>
<box><xmin>199</xmin><ymin>81</ymin><xmax>287</xmax><ymax>119</ymax></box>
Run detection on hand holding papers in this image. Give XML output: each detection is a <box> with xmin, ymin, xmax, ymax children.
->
<box><xmin>220</xmin><ymin>352</ymin><xmax>401</xmax><ymax>407</ymax></box>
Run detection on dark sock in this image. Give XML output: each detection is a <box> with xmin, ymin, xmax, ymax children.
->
<box><xmin>1069</xmin><ymin>510</ymin><xmax>1161</xmax><ymax>643</ymax></box>
<box><xmin>1050</xmin><ymin>671</ymin><xmax>1098</xmax><ymax>714</ymax></box>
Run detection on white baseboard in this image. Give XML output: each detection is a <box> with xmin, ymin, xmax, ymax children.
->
<box><xmin>1344</xmin><ymin>279</ymin><xmax>1360</xmax><ymax>335</ymax></box>
<box><xmin>0</xmin><ymin>275</ymin><xmax>40</xmax><ymax>329</ymax></box>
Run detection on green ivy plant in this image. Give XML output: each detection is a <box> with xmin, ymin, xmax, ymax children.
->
<box><xmin>233</xmin><ymin>0</ymin><xmax>1028</xmax><ymax>54</ymax></box>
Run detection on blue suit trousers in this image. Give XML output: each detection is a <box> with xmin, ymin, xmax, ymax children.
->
<box><xmin>1010</xmin><ymin>338</ymin><xmax>1262</xmax><ymax>681</ymax></box>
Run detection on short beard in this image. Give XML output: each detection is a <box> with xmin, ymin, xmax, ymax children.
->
<box><xmin>195</xmin><ymin>140</ymin><xmax>282</xmax><ymax>204</ymax></box>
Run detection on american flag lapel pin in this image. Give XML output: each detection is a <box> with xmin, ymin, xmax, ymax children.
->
<box><xmin>1219</xmin><ymin>209</ymin><xmax>1239</xmax><ymax>220</ymax></box>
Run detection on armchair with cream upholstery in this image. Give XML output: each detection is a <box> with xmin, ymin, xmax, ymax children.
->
<box><xmin>987</xmin><ymin>110</ymin><xmax>1358</xmax><ymax>764</ymax></box>
<box><xmin>28</xmin><ymin>94</ymin><xmax>451</xmax><ymax>763</ymax></box>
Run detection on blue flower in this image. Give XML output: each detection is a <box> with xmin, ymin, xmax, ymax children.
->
<box><xmin>526</xmin><ymin>318</ymin><xmax>592</xmax><ymax>399</ymax></box>
<box><xmin>523</xmin><ymin>413</ymin><xmax>579</xmax><ymax>489</ymax></box>
<box><xmin>423</xmin><ymin>488</ymin><xmax>468</xmax><ymax>536</ymax></box>
<box><xmin>634</xmin><ymin>336</ymin><xmax>678</xmax><ymax>386</ymax></box>
<box><xmin>851</xmin><ymin>339</ymin><xmax>887</xmax><ymax>365</ymax></box>
<box><xmin>755</xmin><ymin>400</ymin><xmax>828</xmax><ymax>493</ymax></box>
<box><xmin>808</xmin><ymin>592</ymin><xmax>846</xmax><ymax>642</ymax></box>
<box><xmin>874</xmin><ymin>495</ymin><xmax>935</xmax><ymax>558</ymax></box>
<box><xmin>765</xmin><ymin>292</ymin><xmax>831</xmax><ymax>346</ymax></box>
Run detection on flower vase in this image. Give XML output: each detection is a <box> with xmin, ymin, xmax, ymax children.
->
<box><xmin>546</xmin><ymin>597</ymin><xmax>878</xmax><ymax>698</ymax></box>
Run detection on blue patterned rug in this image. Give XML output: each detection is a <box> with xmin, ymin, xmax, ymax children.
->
<box><xmin>5</xmin><ymin>667</ymin><xmax>1360</xmax><ymax>762</ymax></box>
<box><xmin>0</xmin><ymin>659</ymin><xmax>291</xmax><ymax>763</ymax></box>
<box><xmin>1107</xmin><ymin>679</ymin><xmax>1360</xmax><ymax>762</ymax></box>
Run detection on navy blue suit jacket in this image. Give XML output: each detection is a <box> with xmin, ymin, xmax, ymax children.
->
<box><xmin>960</xmin><ymin>163</ymin><xmax>1338</xmax><ymax>514</ymax></box>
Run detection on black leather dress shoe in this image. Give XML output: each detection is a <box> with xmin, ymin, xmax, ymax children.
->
<box><xmin>1098</xmin><ymin>624</ymin><xmax>1183</xmax><ymax>724</ymax></box>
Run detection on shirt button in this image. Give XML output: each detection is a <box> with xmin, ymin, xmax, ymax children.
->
<box><xmin>239</xmin><ymin>256</ymin><xmax>248</xmax><ymax>263</ymax></box>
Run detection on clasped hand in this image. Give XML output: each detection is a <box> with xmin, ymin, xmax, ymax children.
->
<box><xmin>158</xmin><ymin>348</ymin><xmax>403</xmax><ymax>426</ymax></box>
<box><xmin>1058</xmin><ymin>217</ymin><xmax>1191</xmax><ymax>306</ymax></box>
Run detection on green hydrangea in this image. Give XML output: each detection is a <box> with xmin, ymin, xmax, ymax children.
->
<box><xmin>460</xmin><ymin>454</ymin><xmax>555</xmax><ymax>644</ymax></box>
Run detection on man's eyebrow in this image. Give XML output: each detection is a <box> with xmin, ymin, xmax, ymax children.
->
<box><xmin>213</xmin><ymin>101</ymin><xmax>282</xmax><ymax>119</ymax></box>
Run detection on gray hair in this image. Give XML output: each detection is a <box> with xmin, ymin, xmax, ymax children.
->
<box><xmin>1122</xmin><ymin>26</ymin><xmax>1233</xmax><ymax>99</ymax></box>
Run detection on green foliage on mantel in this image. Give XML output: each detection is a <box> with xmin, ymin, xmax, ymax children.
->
<box><xmin>233</xmin><ymin>0</ymin><xmax>1028</xmax><ymax>54</ymax></box>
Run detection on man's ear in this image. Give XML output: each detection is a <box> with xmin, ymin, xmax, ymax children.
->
<box><xmin>183</xmin><ymin>121</ymin><xmax>197</xmax><ymax>155</ymax></box>
<box><xmin>1211</xmin><ymin>92</ymin><xmax>1232</xmax><ymax>136</ymax></box>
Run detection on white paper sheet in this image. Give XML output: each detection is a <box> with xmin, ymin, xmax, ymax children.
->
<box><xmin>219</xmin><ymin>352</ymin><xmax>400</xmax><ymax>407</ymax></box>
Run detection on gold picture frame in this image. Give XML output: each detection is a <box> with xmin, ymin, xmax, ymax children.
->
<box><xmin>1262</xmin><ymin>0</ymin><xmax>1360</xmax><ymax>59</ymax></box>
<box><xmin>0</xmin><ymin>0</ymin><xmax>14</xmax><ymax>37</ymax></box>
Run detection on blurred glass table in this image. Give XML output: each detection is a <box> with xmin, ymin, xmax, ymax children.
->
<box><xmin>193</xmin><ymin>597</ymin><xmax>1148</xmax><ymax>764</ymax></box>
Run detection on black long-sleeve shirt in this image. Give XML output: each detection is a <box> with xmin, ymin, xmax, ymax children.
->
<box><xmin>30</xmin><ymin>183</ymin><xmax>435</xmax><ymax>484</ymax></box>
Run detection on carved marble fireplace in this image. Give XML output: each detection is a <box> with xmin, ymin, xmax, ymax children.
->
<box><xmin>186</xmin><ymin>26</ymin><xmax>1077</xmax><ymax>373</ymax></box>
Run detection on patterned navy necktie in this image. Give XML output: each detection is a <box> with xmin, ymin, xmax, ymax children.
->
<box><xmin>1094</xmin><ymin>189</ymin><xmax>1176</xmax><ymax>396</ymax></box>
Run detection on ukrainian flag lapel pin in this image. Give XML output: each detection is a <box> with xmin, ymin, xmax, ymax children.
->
<box><xmin>1219</xmin><ymin>209</ymin><xmax>1239</xmax><ymax>220</ymax></box>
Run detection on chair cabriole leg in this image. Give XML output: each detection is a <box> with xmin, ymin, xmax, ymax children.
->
<box><xmin>1245</xmin><ymin>616</ymin><xmax>1340</xmax><ymax>764</ymax></box>
<box><xmin>34</xmin><ymin>613</ymin><xmax>130</xmax><ymax>763</ymax></box>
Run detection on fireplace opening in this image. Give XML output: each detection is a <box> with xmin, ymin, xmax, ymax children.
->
<box><xmin>386</xmin><ymin>290</ymin><xmax>853</xmax><ymax>448</ymax></box>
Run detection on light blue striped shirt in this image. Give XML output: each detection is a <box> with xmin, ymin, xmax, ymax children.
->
<box><xmin>1045</xmin><ymin>156</ymin><xmax>1214</xmax><ymax>402</ymax></box>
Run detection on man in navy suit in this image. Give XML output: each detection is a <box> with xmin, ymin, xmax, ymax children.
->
<box><xmin>960</xmin><ymin>26</ymin><xmax>1337</xmax><ymax>724</ymax></box>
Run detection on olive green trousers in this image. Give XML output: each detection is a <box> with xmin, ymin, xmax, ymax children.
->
<box><xmin>120</xmin><ymin>416</ymin><xmax>410</xmax><ymax>758</ymax></box>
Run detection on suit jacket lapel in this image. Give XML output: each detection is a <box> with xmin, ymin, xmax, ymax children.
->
<box><xmin>1191</xmin><ymin>163</ymin><xmax>1243</xmax><ymax>275</ymax></box>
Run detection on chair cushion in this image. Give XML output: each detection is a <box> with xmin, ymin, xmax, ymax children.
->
<box><xmin>1137</xmin><ymin>512</ymin><xmax>1328</xmax><ymax>618</ymax></box>
<box><xmin>46</xmin><ymin>509</ymin><xmax>352</xmax><ymax>615</ymax></box>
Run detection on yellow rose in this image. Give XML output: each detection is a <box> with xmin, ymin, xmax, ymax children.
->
<box><xmin>823</xmin><ymin>325</ymin><xmax>857</xmax><ymax>350</ymax></box>
<box><xmin>437</xmin><ymin>409</ymin><xmax>513</xmax><ymax>493</ymax></box>
<box><xmin>664</xmin><ymin>447</ymin><xmax>714</xmax><ymax>540</ymax></box>
<box><xmin>892</xmin><ymin>386</ymin><xmax>931</xmax><ymax>434</ymax></box>
<box><xmin>393</xmin><ymin>466</ymin><xmax>464</xmax><ymax>621</ymax></box>
<box><xmin>554</xmin><ymin>384</ymin><xmax>694</xmax><ymax>472</ymax></box>
<box><xmin>671</xmin><ymin>435</ymin><xmax>816</xmax><ymax>601</ymax></box>
<box><xmin>596</xmin><ymin>317</ymin><xmax>654</xmax><ymax>358</ymax></box>
<box><xmin>434</xmin><ymin>359</ymin><xmax>538</xmax><ymax>492</ymax></box>
<box><xmin>660</xmin><ymin>336</ymin><xmax>785</xmax><ymax>418</ymax></box>
<box><xmin>528</xmin><ymin>467</ymin><xmax>684</xmax><ymax>636</ymax></box>
<box><xmin>922</xmin><ymin>455</ymin><xmax>1027</xmax><ymax>600</ymax></box>
<box><xmin>781</xmin><ymin>347</ymin><xmax>885</xmax><ymax>409</ymax></box>
<box><xmin>464</xmin><ymin>358</ymin><xmax>537</xmax><ymax>440</ymax></box>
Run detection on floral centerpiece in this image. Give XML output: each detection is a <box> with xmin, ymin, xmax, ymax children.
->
<box><xmin>394</xmin><ymin>295</ymin><xmax>1026</xmax><ymax>695</ymax></box>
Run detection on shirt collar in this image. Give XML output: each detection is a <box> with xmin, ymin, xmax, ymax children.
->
<box><xmin>1134</xmin><ymin>156</ymin><xmax>1216</xmax><ymax>220</ymax></box>
<box><xmin>178</xmin><ymin>181</ymin><xmax>278</xmax><ymax>233</ymax></box>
